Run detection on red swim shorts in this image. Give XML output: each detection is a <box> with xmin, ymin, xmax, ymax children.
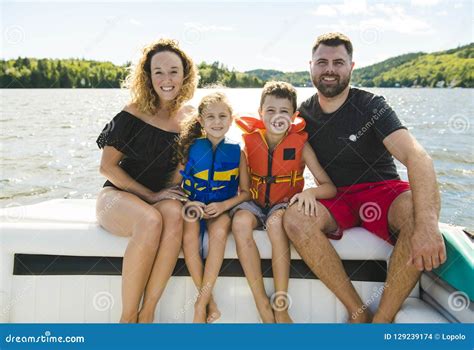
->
<box><xmin>319</xmin><ymin>180</ymin><xmax>411</xmax><ymax>244</ymax></box>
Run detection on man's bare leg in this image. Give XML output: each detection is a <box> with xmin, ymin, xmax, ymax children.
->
<box><xmin>373</xmin><ymin>191</ymin><xmax>421</xmax><ymax>323</ymax></box>
<box><xmin>283</xmin><ymin>202</ymin><xmax>372</xmax><ymax>323</ymax></box>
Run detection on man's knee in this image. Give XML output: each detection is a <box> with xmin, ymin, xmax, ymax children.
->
<box><xmin>388</xmin><ymin>191</ymin><xmax>415</xmax><ymax>233</ymax></box>
<box><xmin>283</xmin><ymin>202</ymin><xmax>332</xmax><ymax>240</ymax></box>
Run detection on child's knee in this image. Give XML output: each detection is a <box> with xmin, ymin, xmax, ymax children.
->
<box><xmin>231</xmin><ymin>210</ymin><xmax>256</xmax><ymax>232</ymax></box>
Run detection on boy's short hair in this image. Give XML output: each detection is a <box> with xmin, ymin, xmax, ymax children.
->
<box><xmin>260</xmin><ymin>81</ymin><xmax>297</xmax><ymax>113</ymax></box>
<box><xmin>312</xmin><ymin>32</ymin><xmax>353</xmax><ymax>59</ymax></box>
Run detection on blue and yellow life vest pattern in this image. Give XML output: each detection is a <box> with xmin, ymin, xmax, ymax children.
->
<box><xmin>180</xmin><ymin>137</ymin><xmax>240</xmax><ymax>204</ymax></box>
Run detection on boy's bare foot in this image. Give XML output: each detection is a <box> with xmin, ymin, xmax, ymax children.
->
<box><xmin>349</xmin><ymin>308</ymin><xmax>373</xmax><ymax>323</ymax></box>
<box><xmin>257</xmin><ymin>301</ymin><xmax>275</xmax><ymax>323</ymax></box>
<box><xmin>137</xmin><ymin>308</ymin><xmax>155</xmax><ymax>323</ymax></box>
<box><xmin>193</xmin><ymin>303</ymin><xmax>207</xmax><ymax>323</ymax></box>
<box><xmin>274</xmin><ymin>310</ymin><xmax>293</xmax><ymax>323</ymax></box>
<box><xmin>206</xmin><ymin>299</ymin><xmax>221</xmax><ymax>323</ymax></box>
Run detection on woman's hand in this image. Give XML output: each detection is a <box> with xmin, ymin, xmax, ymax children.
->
<box><xmin>204</xmin><ymin>202</ymin><xmax>227</xmax><ymax>218</ymax></box>
<box><xmin>146</xmin><ymin>186</ymin><xmax>188</xmax><ymax>204</ymax></box>
<box><xmin>289</xmin><ymin>188</ymin><xmax>318</xmax><ymax>216</ymax></box>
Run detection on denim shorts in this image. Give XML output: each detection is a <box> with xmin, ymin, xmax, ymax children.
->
<box><xmin>229</xmin><ymin>200</ymin><xmax>288</xmax><ymax>229</ymax></box>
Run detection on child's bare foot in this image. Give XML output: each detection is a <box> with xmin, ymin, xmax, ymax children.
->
<box><xmin>206</xmin><ymin>299</ymin><xmax>221</xmax><ymax>323</ymax></box>
<box><xmin>349</xmin><ymin>308</ymin><xmax>373</xmax><ymax>323</ymax></box>
<box><xmin>119</xmin><ymin>312</ymin><xmax>138</xmax><ymax>323</ymax></box>
<box><xmin>137</xmin><ymin>308</ymin><xmax>155</xmax><ymax>323</ymax></box>
<box><xmin>257</xmin><ymin>301</ymin><xmax>275</xmax><ymax>323</ymax></box>
<box><xmin>274</xmin><ymin>310</ymin><xmax>293</xmax><ymax>323</ymax></box>
<box><xmin>193</xmin><ymin>303</ymin><xmax>207</xmax><ymax>323</ymax></box>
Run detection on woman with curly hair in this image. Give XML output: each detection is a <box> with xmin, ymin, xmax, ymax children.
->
<box><xmin>96</xmin><ymin>38</ymin><xmax>198</xmax><ymax>323</ymax></box>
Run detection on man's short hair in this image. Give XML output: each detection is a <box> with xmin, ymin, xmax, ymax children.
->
<box><xmin>312</xmin><ymin>32</ymin><xmax>353</xmax><ymax>59</ymax></box>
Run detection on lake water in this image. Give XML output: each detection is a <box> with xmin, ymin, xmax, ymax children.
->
<box><xmin>0</xmin><ymin>88</ymin><xmax>472</xmax><ymax>230</ymax></box>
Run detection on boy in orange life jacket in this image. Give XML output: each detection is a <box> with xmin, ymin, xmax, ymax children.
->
<box><xmin>231</xmin><ymin>81</ymin><xmax>337</xmax><ymax>323</ymax></box>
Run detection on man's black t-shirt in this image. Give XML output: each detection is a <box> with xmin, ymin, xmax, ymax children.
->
<box><xmin>298</xmin><ymin>87</ymin><xmax>406</xmax><ymax>187</ymax></box>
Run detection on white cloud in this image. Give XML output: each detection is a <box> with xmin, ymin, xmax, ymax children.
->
<box><xmin>411</xmin><ymin>0</ymin><xmax>441</xmax><ymax>6</ymax></box>
<box><xmin>361</xmin><ymin>10</ymin><xmax>432</xmax><ymax>34</ymax></box>
<box><xmin>312</xmin><ymin>0</ymin><xmax>371</xmax><ymax>17</ymax></box>
<box><xmin>129</xmin><ymin>19</ymin><xmax>142</xmax><ymax>27</ymax></box>
<box><xmin>184</xmin><ymin>22</ymin><xmax>233</xmax><ymax>32</ymax></box>
<box><xmin>312</xmin><ymin>4</ymin><xmax>338</xmax><ymax>17</ymax></box>
<box><xmin>313</xmin><ymin>3</ymin><xmax>433</xmax><ymax>35</ymax></box>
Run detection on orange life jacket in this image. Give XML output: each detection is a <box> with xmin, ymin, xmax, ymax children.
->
<box><xmin>235</xmin><ymin>114</ymin><xmax>307</xmax><ymax>208</ymax></box>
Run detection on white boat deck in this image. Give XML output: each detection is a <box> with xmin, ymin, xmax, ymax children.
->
<box><xmin>0</xmin><ymin>199</ymin><xmax>458</xmax><ymax>323</ymax></box>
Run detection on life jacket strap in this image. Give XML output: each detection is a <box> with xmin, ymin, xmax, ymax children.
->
<box><xmin>250</xmin><ymin>171</ymin><xmax>304</xmax><ymax>186</ymax></box>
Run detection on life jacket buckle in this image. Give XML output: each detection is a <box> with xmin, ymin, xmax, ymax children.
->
<box><xmin>263</xmin><ymin>176</ymin><xmax>276</xmax><ymax>184</ymax></box>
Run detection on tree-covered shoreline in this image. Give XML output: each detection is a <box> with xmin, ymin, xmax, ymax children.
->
<box><xmin>1</xmin><ymin>43</ymin><xmax>472</xmax><ymax>88</ymax></box>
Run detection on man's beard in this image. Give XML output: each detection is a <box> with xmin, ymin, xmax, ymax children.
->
<box><xmin>312</xmin><ymin>73</ymin><xmax>351</xmax><ymax>98</ymax></box>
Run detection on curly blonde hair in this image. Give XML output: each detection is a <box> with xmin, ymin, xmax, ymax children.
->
<box><xmin>123</xmin><ymin>38</ymin><xmax>198</xmax><ymax>116</ymax></box>
<box><xmin>176</xmin><ymin>92</ymin><xmax>233</xmax><ymax>164</ymax></box>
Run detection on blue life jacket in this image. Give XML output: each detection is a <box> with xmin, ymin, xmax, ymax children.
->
<box><xmin>180</xmin><ymin>137</ymin><xmax>240</xmax><ymax>205</ymax></box>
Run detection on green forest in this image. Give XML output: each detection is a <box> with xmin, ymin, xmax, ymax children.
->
<box><xmin>1</xmin><ymin>43</ymin><xmax>472</xmax><ymax>88</ymax></box>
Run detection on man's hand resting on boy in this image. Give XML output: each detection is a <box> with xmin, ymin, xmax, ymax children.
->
<box><xmin>289</xmin><ymin>188</ymin><xmax>319</xmax><ymax>216</ymax></box>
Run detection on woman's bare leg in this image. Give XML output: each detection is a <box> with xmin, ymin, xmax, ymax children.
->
<box><xmin>138</xmin><ymin>200</ymin><xmax>184</xmax><ymax>323</ymax></box>
<box><xmin>96</xmin><ymin>188</ymin><xmax>163</xmax><ymax>323</ymax></box>
<box><xmin>232</xmin><ymin>210</ymin><xmax>275</xmax><ymax>323</ymax></box>
<box><xmin>266</xmin><ymin>210</ymin><xmax>292</xmax><ymax>323</ymax></box>
<box><xmin>194</xmin><ymin>213</ymin><xmax>230</xmax><ymax>323</ymax></box>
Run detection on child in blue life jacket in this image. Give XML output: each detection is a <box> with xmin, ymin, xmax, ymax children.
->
<box><xmin>171</xmin><ymin>92</ymin><xmax>251</xmax><ymax>323</ymax></box>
